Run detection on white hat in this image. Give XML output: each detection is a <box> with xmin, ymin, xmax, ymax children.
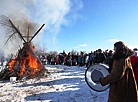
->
<box><xmin>134</xmin><ymin>51</ymin><xmax>138</xmax><ymax>56</ymax></box>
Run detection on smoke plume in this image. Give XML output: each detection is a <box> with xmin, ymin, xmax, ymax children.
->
<box><xmin>0</xmin><ymin>0</ymin><xmax>83</xmax><ymax>56</ymax></box>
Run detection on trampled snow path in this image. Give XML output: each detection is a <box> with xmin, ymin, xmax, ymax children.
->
<box><xmin>0</xmin><ymin>65</ymin><xmax>109</xmax><ymax>102</ymax></box>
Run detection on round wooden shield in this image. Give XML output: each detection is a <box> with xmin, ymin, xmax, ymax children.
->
<box><xmin>85</xmin><ymin>63</ymin><xmax>110</xmax><ymax>92</ymax></box>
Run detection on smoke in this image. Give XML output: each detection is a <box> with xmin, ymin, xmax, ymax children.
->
<box><xmin>0</xmin><ymin>0</ymin><xmax>83</xmax><ymax>56</ymax></box>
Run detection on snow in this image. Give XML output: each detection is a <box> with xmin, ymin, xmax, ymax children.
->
<box><xmin>0</xmin><ymin>65</ymin><xmax>109</xmax><ymax>102</ymax></box>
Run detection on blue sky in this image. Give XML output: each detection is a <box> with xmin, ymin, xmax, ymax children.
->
<box><xmin>43</xmin><ymin>0</ymin><xmax>138</xmax><ymax>53</ymax></box>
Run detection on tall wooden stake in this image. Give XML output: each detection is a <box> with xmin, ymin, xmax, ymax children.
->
<box><xmin>9</xmin><ymin>20</ymin><xmax>26</xmax><ymax>43</ymax></box>
<box><xmin>29</xmin><ymin>24</ymin><xmax>45</xmax><ymax>43</ymax></box>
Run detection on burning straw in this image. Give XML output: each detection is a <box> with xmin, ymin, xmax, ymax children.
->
<box><xmin>0</xmin><ymin>15</ymin><xmax>48</xmax><ymax>80</ymax></box>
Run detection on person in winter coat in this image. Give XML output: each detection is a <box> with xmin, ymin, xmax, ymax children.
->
<box><xmin>95</xmin><ymin>49</ymin><xmax>106</xmax><ymax>63</ymax></box>
<box><xmin>130</xmin><ymin>48</ymin><xmax>138</xmax><ymax>88</ymax></box>
<box><xmin>100</xmin><ymin>41</ymin><xmax>138</xmax><ymax>102</ymax></box>
<box><xmin>85</xmin><ymin>54</ymin><xmax>89</xmax><ymax>67</ymax></box>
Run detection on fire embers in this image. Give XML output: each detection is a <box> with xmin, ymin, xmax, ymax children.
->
<box><xmin>1</xmin><ymin>43</ymin><xmax>48</xmax><ymax>80</ymax></box>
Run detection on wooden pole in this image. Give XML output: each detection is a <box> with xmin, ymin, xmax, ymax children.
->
<box><xmin>27</xmin><ymin>25</ymin><xmax>29</xmax><ymax>42</ymax></box>
<box><xmin>29</xmin><ymin>24</ymin><xmax>45</xmax><ymax>43</ymax></box>
<box><xmin>9</xmin><ymin>20</ymin><xmax>26</xmax><ymax>43</ymax></box>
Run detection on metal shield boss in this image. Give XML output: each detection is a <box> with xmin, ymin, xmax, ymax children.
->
<box><xmin>85</xmin><ymin>63</ymin><xmax>109</xmax><ymax>92</ymax></box>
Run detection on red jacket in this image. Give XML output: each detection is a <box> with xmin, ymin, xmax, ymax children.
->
<box><xmin>130</xmin><ymin>56</ymin><xmax>138</xmax><ymax>86</ymax></box>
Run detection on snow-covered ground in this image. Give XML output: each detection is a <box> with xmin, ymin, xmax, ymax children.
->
<box><xmin>0</xmin><ymin>65</ymin><xmax>109</xmax><ymax>102</ymax></box>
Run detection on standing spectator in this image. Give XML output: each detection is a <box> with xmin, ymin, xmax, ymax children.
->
<box><xmin>59</xmin><ymin>54</ymin><xmax>64</xmax><ymax>65</ymax></box>
<box><xmin>40</xmin><ymin>55</ymin><xmax>46</xmax><ymax>65</ymax></box>
<box><xmin>79</xmin><ymin>51</ymin><xmax>84</xmax><ymax>66</ymax></box>
<box><xmin>95</xmin><ymin>49</ymin><xmax>106</xmax><ymax>63</ymax></box>
<box><xmin>85</xmin><ymin>54</ymin><xmax>89</xmax><ymax>68</ymax></box>
<box><xmin>72</xmin><ymin>54</ymin><xmax>77</xmax><ymax>66</ymax></box>
<box><xmin>104</xmin><ymin>50</ymin><xmax>113</xmax><ymax>65</ymax></box>
<box><xmin>130</xmin><ymin>48</ymin><xmax>138</xmax><ymax>87</ymax></box>
<box><xmin>51</xmin><ymin>55</ymin><xmax>55</xmax><ymax>65</ymax></box>
<box><xmin>89</xmin><ymin>52</ymin><xmax>93</xmax><ymax>66</ymax></box>
<box><xmin>56</xmin><ymin>55</ymin><xmax>60</xmax><ymax>65</ymax></box>
<box><xmin>47</xmin><ymin>54</ymin><xmax>51</xmax><ymax>65</ymax></box>
<box><xmin>100</xmin><ymin>41</ymin><xmax>137</xmax><ymax>102</ymax></box>
<box><xmin>93</xmin><ymin>51</ymin><xmax>97</xmax><ymax>64</ymax></box>
<box><xmin>78</xmin><ymin>55</ymin><xmax>82</xmax><ymax>66</ymax></box>
<box><xmin>104</xmin><ymin>50</ymin><xmax>114</xmax><ymax>72</ymax></box>
<box><xmin>76</xmin><ymin>52</ymin><xmax>79</xmax><ymax>65</ymax></box>
<box><xmin>66</xmin><ymin>52</ymin><xmax>72</xmax><ymax>66</ymax></box>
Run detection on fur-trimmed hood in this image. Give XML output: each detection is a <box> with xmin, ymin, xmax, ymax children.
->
<box><xmin>113</xmin><ymin>51</ymin><xmax>132</xmax><ymax>60</ymax></box>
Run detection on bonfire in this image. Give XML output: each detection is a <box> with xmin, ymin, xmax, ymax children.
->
<box><xmin>0</xmin><ymin>16</ymin><xmax>48</xmax><ymax>80</ymax></box>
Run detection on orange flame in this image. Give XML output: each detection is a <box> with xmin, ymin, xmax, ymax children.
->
<box><xmin>8</xmin><ymin>59</ymin><xmax>16</xmax><ymax>71</ymax></box>
<box><xmin>7</xmin><ymin>43</ymin><xmax>43</xmax><ymax>78</ymax></box>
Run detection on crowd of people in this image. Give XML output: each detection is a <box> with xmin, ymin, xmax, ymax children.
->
<box><xmin>40</xmin><ymin>49</ymin><xmax>113</xmax><ymax>68</ymax></box>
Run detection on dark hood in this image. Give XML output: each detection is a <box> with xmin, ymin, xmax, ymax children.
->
<box><xmin>113</xmin><ymin>52</ymin><xmax>129</xmax><ymax>60</ymax></box>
